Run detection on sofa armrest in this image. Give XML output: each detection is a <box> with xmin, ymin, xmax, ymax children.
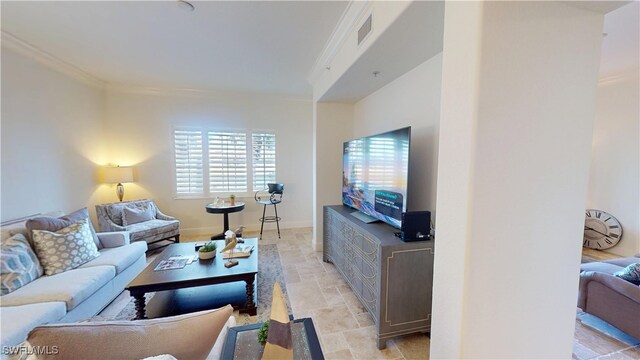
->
<box><xmin>97</xmin><ymin>231</ymin><xmax>131</xmax><ymax>248</ymax></box>
<box><xmin>156</xmin><ymin>209</ymin><xmax>176</xmax><ymax>221</ymax></box>
<box><xmin>578</xmin><ymin>271</ymin><xmax>640</xmax><ymax>309</ymax></box>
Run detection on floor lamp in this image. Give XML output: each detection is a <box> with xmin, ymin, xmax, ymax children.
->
<box><xmin>103</xmin><ymin>166</ymin><xmax>134</xmax><ymax>202</ymax></box>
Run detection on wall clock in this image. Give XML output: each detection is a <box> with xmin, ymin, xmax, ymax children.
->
<box><xmin>584</xmin><ymin>209</ymin><xmax>622</xmax><ymax>250</ymax></box>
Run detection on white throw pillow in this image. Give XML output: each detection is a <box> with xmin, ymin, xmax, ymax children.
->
<box><xmin>31</xmin><ymin>219</ymin><xmax>100</xmax><ymax>276</ymax></box>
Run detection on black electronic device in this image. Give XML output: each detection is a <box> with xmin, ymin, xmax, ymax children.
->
<box><xmin>398</xmin><ymin>211</ymin><xmax>431</xmax><ymax>242</ymax></box>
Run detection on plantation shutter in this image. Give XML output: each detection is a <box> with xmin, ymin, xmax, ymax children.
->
<box><xmin>173</xmin><ymin>130</ymin><xmax>204</xmax><ymax>195</ymax></box>
<box><xmin>208</xmin><ymin>131</ymin><xmax>248</xmax><ymax>192</ymax></box>
<box><xmin>252</xmin><ymin>132</ymin><xmax>276</xmax><ymax>191</ymax></box>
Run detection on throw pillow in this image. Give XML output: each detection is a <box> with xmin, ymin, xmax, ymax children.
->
<box><xmin>614</xmin><ymin>263</ymin><xmax>640</xmax><ymax>285</ymax></box>
<box><xmin>25</xmin><ymin>305</ymin><xmax>233</xmax><ymax>360</ymax></box>
<box><xmin>31</xmin><ymin>219</ymin><xmax>100</xmax><ymax>276</ymax></box>
<box><xmin>123</xmin><ymin>205</ymin><xmax>155</xmax><ymax>226</ymax></box>
<box><xmin>26</xmin><ymin>208</ymin><xmax>101</xmax><ymax>249</ymax></box>
<box><xmin>0</xmin><ymin>233</ymin><xmax>44</xmax><ymax>295</ymax></box>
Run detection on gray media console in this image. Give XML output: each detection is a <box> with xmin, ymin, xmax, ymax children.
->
<box><xmin>323</xmin><ymin>205</ymin><xmax>434</xmax><ymax>349</ymax></box>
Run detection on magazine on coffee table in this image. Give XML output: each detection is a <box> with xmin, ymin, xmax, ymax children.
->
<box><xmin>154</xmin><ymin>257</ymin><xmax>189</xmax><ymax>271</ymax></box>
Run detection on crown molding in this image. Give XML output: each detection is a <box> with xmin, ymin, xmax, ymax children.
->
<box><xmin>598</xmin><ymin>68</ymin><xmax>639</xmax><ymax>86</ymax></box>
<box><xmin>105</xmin><ymin>83</ymin><xmax>311</xmax><ymax>102</ymax></box>
<box><xmin>1</xmin><ymin>30</ymin><xmax>106</xmax><ymax>89</ymax></box>
<box><xmin>307</xmin><ymin>1</ymin><xmax>372</xmax><ymax>86</ymax></box>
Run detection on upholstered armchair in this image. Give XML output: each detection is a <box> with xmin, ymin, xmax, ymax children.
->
<box><xmin>95</xmin><ymin>199</ymin><xmax>179</xmax><ymax>248</ymax></box>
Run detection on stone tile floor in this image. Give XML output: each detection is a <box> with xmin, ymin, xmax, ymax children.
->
<box><xmin>99</xmin><ymin>227</ymin><xmax>635</xmax><ymax>359</ymax></box>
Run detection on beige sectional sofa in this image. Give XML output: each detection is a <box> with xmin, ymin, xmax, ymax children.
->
<box><xmin>0</xmin><ymin>212</ymin><xmax>147</xmax><ymax>349</ymax></box>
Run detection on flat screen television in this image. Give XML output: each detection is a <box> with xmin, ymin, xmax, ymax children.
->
<box><xmin>342</xmin><ymin>127</ymin><xmax>410</xmax><ymax>228</ymax></box>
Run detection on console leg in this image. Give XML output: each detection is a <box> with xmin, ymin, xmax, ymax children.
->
<box><xmin>133</xmin><ymin>293</ymin><xmax>147</xmax><ymax>320</ymax></box>
<box><xmin>376</xmin><ymin>338</ymin><xmax>387</xmax><ymax>350</ymax></box>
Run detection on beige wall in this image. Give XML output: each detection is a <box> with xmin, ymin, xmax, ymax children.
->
<box><xmin>354</xmin><ymin>53</ymin><xmax>442</xmax><ymax>216</ymax></box>
<box><xmin>588</xmin><ymin>70</ymin><xmax>640</xmax><ymax>257</ymax></box>
<box><xmin>312</xmin><ymin>102</ymin><xmax>354</xmax><ymax>250</ymax></box>
<box><xmin>0</xmin><ymin>48</ymin><xmax>107</xmax><ymax>222</ymax></box>
<box><xmin>103</xmin><ymin>89</ymin><xmax>313</xmax><ymax>235</ymax></box>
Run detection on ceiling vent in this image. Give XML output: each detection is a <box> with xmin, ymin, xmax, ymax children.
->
<box><xmin>358</xmin><ymin>15</ymin><xmax>373</xmax><ymax>45</ymax></box>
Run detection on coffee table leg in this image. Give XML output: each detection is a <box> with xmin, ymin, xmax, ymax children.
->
<box><xmin>133</xmin><ymin>293</ymin><xmax>147</xmax><ymax>320</ymax></box>
<box><xmin>241</xmin><ymin>277</ymin><xmax>257</xmax><ymax>316</ymax></box>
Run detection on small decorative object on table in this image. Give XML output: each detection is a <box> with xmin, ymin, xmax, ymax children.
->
<box><xmin>221</xmin><ymin>230</ymin><xmax>239</xmax><ymax>268</ymax></box>
<box><xmin>198</xmin><ymin>241</ymin><xmax>217</xmax><ymax>260</ymax></box>
<box><xmin>257</xmin><ymin>322</ymin><xmax>270</xmax><ymax>346</ymax></box>
<box><xmin>230</xmin><ymin>194</ymin><xmax>236</xmax><ymax>206</ymax></box>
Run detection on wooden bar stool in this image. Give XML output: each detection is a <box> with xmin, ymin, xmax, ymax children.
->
<box><xmin>255</xmin><ymin>183</ymin><xmax>284</xmax><ymax>240</ymax></box>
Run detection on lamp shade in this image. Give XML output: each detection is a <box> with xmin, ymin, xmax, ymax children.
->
<box><xmin>103</xmin><ymin>166</ymin><xmax>133</xmax><ymax>184</ymax></box>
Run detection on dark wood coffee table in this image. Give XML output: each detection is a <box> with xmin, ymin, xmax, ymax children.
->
<box><xmin>126</xmin><ymin>239</ymin><xmax>258</xmax><ymax>320</ymax></box>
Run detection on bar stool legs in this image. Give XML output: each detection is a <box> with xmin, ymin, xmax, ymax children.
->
<box><xmin>259</xmin><ymin>203</ymin><xmax>282</xmax><ymax>240</ymax></box>
<box><xmin>274</xmin><ymin>204</ymin><xmax>281</xmax><ymax>239</ymax></box>
<box><xmin>260</xmin><ymin>204</ymin><xmax>267</xmax><ymax>240</ymax></box>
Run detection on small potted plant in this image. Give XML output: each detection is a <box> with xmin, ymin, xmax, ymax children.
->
<box><xmin>257</xmin><ymin>321</ymin><xmax>270</xmax><ymax>346</ymax></box>
<box><xmin>229</xmin><ymin>194</ymin><xmax>236</xmax><ymax>206</ymax></box>
<box><xmin>198</xmin><ymin>241</ymin><xmax>217</xmax><ymax>260</ymax></box>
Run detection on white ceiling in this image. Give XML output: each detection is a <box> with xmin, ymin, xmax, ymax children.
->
<box><xmin>1</xmin><ymin>1</ymin><xmax>348</xmax><ymax>97</ymax></box>
<box><xmin>600</xmin><ymin>1</ymin><xmax>639</xmax><ymax>78</ymax></box>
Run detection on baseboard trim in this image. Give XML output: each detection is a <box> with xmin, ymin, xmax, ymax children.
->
<box><xmin>180</xmin><ymin>221</ymin><xmax>312</xmax><ymax>237</ymax></box>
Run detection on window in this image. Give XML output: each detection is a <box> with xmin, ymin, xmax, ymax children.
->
<box><xmin>172</xmin><ymin>128</ymin><xmax>276</xmax><ymax>197</ymax></box>
<box><xmin>252</xmin><ymin>132</ymin><xmax>276</xmax><ymax>191</ymax></box>
<box><xmin>173</xmin><ymin>130</ymin><xmax>204</xmax><ymax>195</ymax></box>
<box><xmin>208</xmin><ymin>131</ymin><xmax>248</xmax><ymax>193</ymax></box>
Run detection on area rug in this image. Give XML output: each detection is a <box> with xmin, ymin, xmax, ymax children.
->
<box><xmin>93</xmin><ymin>244</ymin><xmax>290</xmax><ymax>325</ymax></box>
<box><xmin>577</xmin><ymin>311</ymin><xmax>640</xmax><ymax>347</ymax></box>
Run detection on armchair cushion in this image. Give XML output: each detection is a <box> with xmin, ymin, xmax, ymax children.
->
<box><xmin>123</xmin><ymin>205</ymin><xmax>155</xmax><ymax>226</ymax></box>
<box><xmin>97</xmin><ymin>231</ymin><xmax>130</xmax><ymax>248</ymax></box>
<box><xmin>127</xmin><ymin>219</ymin><xmax>179</xmax><ymax>242</ymax></box>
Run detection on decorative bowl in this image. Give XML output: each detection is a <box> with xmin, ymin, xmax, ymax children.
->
<box><xmin>198</xmin><ymin>250</ymin><xmax>216</xmax><ymax>260</ymax></box>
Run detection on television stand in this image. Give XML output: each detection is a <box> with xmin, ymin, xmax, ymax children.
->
<box><xmin>350</xmin><ymin>210</ymin><xmax>379</xmax><ymax>224</ymax></box>
<box><xmin>324</xmin><ymin>205</ymin><xmax>434</xmax><ymax>349</ymax></box>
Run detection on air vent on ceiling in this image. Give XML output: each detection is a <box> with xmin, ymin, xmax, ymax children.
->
<box><xmin>358</xmin><ymin>15</ymin><xmax>372</xmax><ymax>45</ymax></box>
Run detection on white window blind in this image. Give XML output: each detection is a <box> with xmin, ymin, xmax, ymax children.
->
<box><xmin>173</xmin><ymin>130</ymin><xmax>204</xmax><ymax>195</ymax></box>
<box><xmin>252</xmin><ymin>132</ymin><xmax>277</xmax><ymax>191</ymax></box>
<box><xmin>208</xmin><ymin>131</ymin><xmax>248</xmax><ymax>193</ymax></box>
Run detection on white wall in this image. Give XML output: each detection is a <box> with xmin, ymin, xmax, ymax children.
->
<box><xmin>103</xmin><ymin>89</ymin><xmax>313</xmax><ymax>235</ymax></box>
<box><xmin>431</xmin><ymin>2</ymin><xmax>604</xmax><ymax>358</ymax></box>
<box><xmin>1</xmin><ymin>48</ymin><xmax>107</xmax><ymax>222</ymax></box>
<box><xmin>353</xmin><ymin>54</ymin><xmax>442</xmax><ymax>215</ymax></box>
<box><xmin>588</xmin><ymin>70</ymin><xmax>640</xmax><ymax>257</ymax></box>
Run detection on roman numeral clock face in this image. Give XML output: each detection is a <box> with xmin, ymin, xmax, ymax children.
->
<box><xmin>584</xmin><ymin>209</ymin><xmax>623</xmax><ymax>250</ymax></box>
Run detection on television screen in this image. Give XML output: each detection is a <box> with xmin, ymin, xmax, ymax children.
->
<box><xmin>342</xmin><ymin>127</ymin><xmax>410</xmax><ymax>228</ymax></box>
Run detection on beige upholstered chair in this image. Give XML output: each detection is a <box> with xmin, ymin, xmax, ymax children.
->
<box><xmin>95</xmin><ymin>199</ymin><xmax>179</xmax><ymax>249</ymax></box>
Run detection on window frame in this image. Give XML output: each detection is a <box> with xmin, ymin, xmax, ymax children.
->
<box><xmin>172</xmin><ymin>126</ymin><xmax>278</xmax><ymax>199</ymax></box>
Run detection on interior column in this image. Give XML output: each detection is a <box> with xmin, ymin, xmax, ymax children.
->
<box><xmin>431</xmin><ymin>1</ymin><xmax>605</xmax><ymax>358</ymax></box>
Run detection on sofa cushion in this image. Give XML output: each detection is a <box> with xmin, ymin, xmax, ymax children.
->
<box><xmin>32</xmin><ymin>219</ymin><xmax>101</xmax><ymax>276</ymax></box>
<box><xmin>123</xmin><ymin>205</ymin><xmax>155</xmax><ymax>226</ymax></box>
<box><xmin>127</xmin><ymin>219</ymin><xmax>179</xmax><ymax>242</ymax></box>
<box><xmin>0</xmin><ymin>302</ymin><xmax>66</xmax><ymax>348</ymax></box>
<box><xmin>1</xmin><ymin>233</ymin><xmax>44</xmax><ymax>295</ymax></box>
<box><xmin>614</xmin><ymin>263</ymin><xmax>640</xmax><ymax>285</ymax></box>
<box><xmin>25</xmin><ymin>305</ymin><xmax>233</xmax><ymax>360</ymax></box>
<box><xmin>0</xmin><ymin>265</ymin><xmax>115</xmax><ymax>311</ymax></box>
<box><xmin>580</xmin><ymin>261</ymin><xmax>624</xmax><ymax>275</ymax></box>
<box><xmin>26</xmin><ymin>208</ymin><xmax>101</xmax><ymax>249</ymax></box>
<box><xmin>78</xmin><ymin>241</ymin><xmax>147</xmax><ymax>274</ymax></box>
<box><xmin>604</xmin><ymin>257</ymin><xmax>640</xmax><ymax>268</ymax></box>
